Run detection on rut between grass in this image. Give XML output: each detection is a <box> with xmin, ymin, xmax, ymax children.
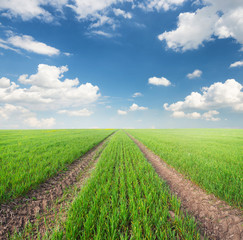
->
<box><xmin>127</xmin><ymin>133</ymin><xmax>243</xmax><ymax>240</ymax></box>
<box><xmin>0</xmin><ymin>133</ymin><xmax>113</xmax><ymax>239</ymax></box>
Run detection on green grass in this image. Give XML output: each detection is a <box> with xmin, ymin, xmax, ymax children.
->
<box><xmin>0</xmin><ymin>129</ymin><xmax>114</xmax><ymax>203</ymax></box>
<box><xmin>127</xmin><ymin>129</ymin><xmax>243</xmax><ymax>208</ymax></box>
<box><xmin>53</xmin><ymin>131</ymin><xmax>201</xmax><ymax>239</ymax></box>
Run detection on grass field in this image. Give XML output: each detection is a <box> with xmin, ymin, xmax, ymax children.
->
<box><xmin>0</xmin><ymin>129</ymin><xmax>114</xmax><ymax>203</ymax></box>
<box><xmin>52</xmin><ymin>131</ymin><xmax>201</xmax><ymax>239</ymax></box>
<box><xmin>127</xmin><ymin>129</ymin><xmax>243</xmax><ymax>208</ymax></box>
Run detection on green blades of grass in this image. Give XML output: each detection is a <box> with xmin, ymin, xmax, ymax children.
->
<box><xmin>127</xmin><ymin>129</ymin><xmax>243</xmax><ymax>208</ymax></box>
<box><xmin>0</xmin><ymin>129</ymin><xmax>114</xmax><ymax>203</ymax></box>
<box><xmin>55</xmin><ymin>131</ymin><xmax>200</xmax><ymax>239</ymax></box>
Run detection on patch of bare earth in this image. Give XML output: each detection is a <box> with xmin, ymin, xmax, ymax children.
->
<box><xmin>128</xmin><ymin>133</ymin><xmax>243</xmax><ymax>240</ymax></box>
<box><xmin>0</xmin><ymin>134</ymin><xmax>112</xmax><ymax>239</ymax></box>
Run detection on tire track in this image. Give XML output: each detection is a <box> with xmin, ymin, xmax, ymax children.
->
<box><xmin>127</xmin><ymin>133</ymin><xmax>243</xmax><ymax>240</ymax></box>
<box><xmin>0</xmin><ymin>133</ymin><xmax>114</xmax><ymax>239</ymax></box>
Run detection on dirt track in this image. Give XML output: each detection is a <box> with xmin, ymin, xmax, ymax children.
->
<box><xmin>128</xmin><ymin>133</ymin><xmax>243</xmax><ymax>240</ymax></box>
<box><xmin>0</xmin><ymin>135</ymin><xmax>112</xmax><ymax>239</ymax></box>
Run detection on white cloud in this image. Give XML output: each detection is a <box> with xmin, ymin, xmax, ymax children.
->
<box><xmin>68</xmin><ymin>0</ymin><xmax>117</xmax><ymax>20</ymax></box>
<box><xmin>64</xmin><ymin>52</ymin><xmax>72</xmax><ymax>57</ymax></box>
<box><xmin>113</xmin><ymin>8</ymin><xmax>132</xmax><ymax>19</ymax></box>
<box><xmin>158</xmin><ymin>0</ymin><xmax>243</xmax><ymax>51</ymax></box>
<box><xmin>68</xmin><ymin>0</ymin><xmax>132</xmax><ymax>29</ymax></box>
<box><xmin>90</xmin><ymin>14</ymin><xmax>115</xmax><ymax>28</ymax></box>
<box><xmin>148</xmin><ymin>76</ymin><xmax>171</xmax><ymax>86</ymax></box>
<box><xmin>91</xmin><ymin>30</ymin><xmax>113</xmax><ymax>38</ymax></box>
<box><xmin>7</xmin><ymin>34</ymin><xmax>60</xmax><ymax>56</ymax></box>
<box><xmin>0</xmin><ymin>64</ymin><xmax>100</xmax><ymax>110</ymax></box>
<box><xmin>202</xmin><ymin>110</ymin><xmax>220</xmax><ymax>121</ymax></box>
<box><xmin>164</xmin><ymin>79</ymin><xmax>243</xmax><ymax>120</ymax></box>
<box><xmin>132</xmin><ymin>92</ymin><xmax>143</xmax><ymax>97</ymax></box>
<box><xmin>171</xmin><ymin>110</ymin><xmax>220</xmax><ymax>121</ymax></box>
<box><xmin>106</xmin><ymin>105</ymin><xmax>112</xmax><ymax>108</ymax></box>
<box><xmin>0</xmin><ymin>38</ymin><xmax>20</xmax><ymax>53</ymax></box>
<box><xmin>24</xmin><ymin>117</ymin><xmax>56</xmax><ymax>128</ymax></box>
<box><xmin>139</xmin><ymin>0</ymin><xmax>187</xmax><ymax>11</ymax></box>
<box><xmin>117</xmin><ymin>109</ymin><xmax>127</xmax><ymax>115</ymax></box>
<box><xmin>129</xmin><ymin>103</ymin><xmax>148</xmax><ymax>111</ymax></box>
<box><xmin>58</xmin><ymin>108</ymin><xmax>93</xmax><ymax>117</ymax></box>
<box><xmin>171</xmin><ymin>110</ymin><xmax>186</xmax><ymax>118</ymax></box>
<box><xmin>0</xmin><ymin>104</ymin><xmax>55</xmax><ymax>129</ymax></box>
<box><xmin>117</xmin><ymin>103</ymin><xmax>148</xmax><ymax>115</ymax></box>
<box><xmin>230</xmin><ymin>60</ymin><xmax>243</xmax><ymax>68</ymax></box>
<box><xmin>0</xmin><ymin>77</ymin><xmax>10</xmax><ymax>88</ymax></box>
<box><xmin>187</xmin><ymin>69</ymin><xmax>202</xmax><ymax>79</ymax></box>
<box><xmin>0</xmin><ymin>0</ymin><xmax>68</xmax><ymax>22</ymax></box>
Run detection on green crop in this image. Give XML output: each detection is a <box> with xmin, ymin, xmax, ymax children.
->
<box><xmin>0</xmin><ymin>129</ymin><xmax>114</xmax><ymax>203</ymax></box>
<box><xmin>127</xmin><ymin>129</ymin><xmax>243</xmax><ymax>208</ymax></box>
<box><xmin>54</xmin><ymin>131</ymin><xmax>200</xmax><ymax>239</ymax></box>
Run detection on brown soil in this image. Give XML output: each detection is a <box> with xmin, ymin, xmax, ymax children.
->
<box><xmin>128</xmin><ymin>133</ymin><xmax>243</xmax><ymax>240</ymax></box>
<box><xmin>0</xmin><ymin>135</ymin><xmax>112</xmax><ymax>239</ymax></box>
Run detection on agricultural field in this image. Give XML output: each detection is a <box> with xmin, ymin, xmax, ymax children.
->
<box><xmin>0</xmin><ymin>129</ymin><xmax>242</xmax><ymax>239</ymax></box>
<box><xmin>127</xmin><ymin>129</ymin><xmax>243</xmax><ymax>208</ymax></box>
<box><xmin>52</xmin><ymin>131</ymin><xmax>200</xmax><ymax>239</ymax></box>
<box><xmin>0</xmin><ymin>129</ymin><xmax>114</xmax><ymax>203</ymax></box>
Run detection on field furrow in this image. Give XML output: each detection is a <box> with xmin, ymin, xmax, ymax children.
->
<box><xmin>0</xmin><ymin>129</ymin><xmax>114</xmax><ymax>203</ymax></box>
<box><xmin>0</xmin><ymin>133</ymin><xmax>113</xmax><ymax>239</ymax></box>
<box><xmin>127</xmin><ymin>129</ymin><xmax>243</xmax><ymax>208</ymax></box>
<box><xmin>127</xmin><ymin>132</ymin><xmax>243</xmax><ymax>240</ymax></box>
<box><xmin>54</xmin><ymin>131</ymin><xmax>201</xmax><ymax>239</ymax></box>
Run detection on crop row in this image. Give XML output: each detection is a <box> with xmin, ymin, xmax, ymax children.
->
<box><xmin>0</xmin><ymin>129</ymin><xmax>114</xmax><ymax>203</ymax></box>
<box><xmin>127</xmin><ymin>129</ymin><xmax>243</xmax><ymax>208</ymax></box>
<box><xmin>53</xmin><ymin>131</ymin><xmax>200</xmax><ymax>239</ymax></box>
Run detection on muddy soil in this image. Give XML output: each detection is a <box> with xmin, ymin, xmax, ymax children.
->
<box><xmin>128</xmin><ymin>133</ymin><xmax>243</xmax><ymax>240</ymax></box>
<box><xmin>0</xmin><ymin>135</ymin><xmax>112</xmax><ymax>239</ymax></box>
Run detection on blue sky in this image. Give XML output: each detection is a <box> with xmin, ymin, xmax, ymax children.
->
<box><xmin>0</xmin><ymin>0</ymin><xmax>243</xmax><ymax>129</ymax></box>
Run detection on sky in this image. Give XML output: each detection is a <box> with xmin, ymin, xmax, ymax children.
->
<box><xmin>0</xmin><ymin>0</ymin><xmax>243</xmax><ymax>129</ymax></box>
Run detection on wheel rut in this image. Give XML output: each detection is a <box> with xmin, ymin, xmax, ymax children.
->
<box><xmin>0</xmin><ymin>134</ymin><xmax>113</xmax><ymax>239</ymax></box>
<box><xmin>127</xmin><ymin>133</ymin><xmax>243</xmax><ymax>240</ymax></box>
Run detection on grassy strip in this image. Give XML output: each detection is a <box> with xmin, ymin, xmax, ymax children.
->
<box><xmin>127</xmin><ymin>129</ymin><xmax>243</xmax><ymax>208</ymax></box>
<box><xmin>0</xmin><ymin>129</ymin><xmax>114</xmax><ymax>203</ymax></box>
<box><xmin>9</xmin><ymin>136</ymin><xmax>111</xmax><ymax>240</ymax></box>
<box><xmin>53</xmin><ymin>131</ymin><xmax>201</xmax><ymax>239</ymax></box>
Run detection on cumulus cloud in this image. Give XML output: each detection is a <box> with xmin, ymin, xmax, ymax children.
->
<box><xmin>187</xmin><ymin>69</ymin><xmax>202</xmax><ymax>79</ymax></box>
<box><xmin>148</xmin><ymin>76</ymin><xmax>171</xmax><ymax>86</ymax></box>
<box><xmin>129</xmin><ymin>103</ymin><xmax>148</xmax><ymax>111</ymax></box>
<box><xmin>7</xmin><ymin>34</ymin><xmax>60</xmax><ymax>56</ymax></box>
<box><xmin>138</xmin><ymin>0</ymin><xmax>187</xmax><ymax>11</ymax></box>
<box><xmin>68</xmin><ymin>0</ymin><xmax>133</xmax><ymax>29</ymax></box>
<box><xmin>0</xmin><ymin>104</ymin><xmax>55</xmax><ymax>129</ymax></box>
<box><xmin>0</xmin><ymin>0</ymin><xmax>134</xmax><ymax>30</ymax></box>
<box><xmin>117</xmin><ymin>109</ymin><xmax>127</xmax><ymax>115</ymax></box>
<box><xmin>230</xmin><ymin>60</ymin><xmax>243</xmax><ymax>68</ymax></box>
<box><xmin>0</xmin><ymin>0</ymin><xmax>68</xmax><ymax>22</ymax></box>
<box><xmin>158</xmin><ymin>0</ymin><xmax>243</xmax><ymax>51</ymax></box>
<box><xmin>164</xmin><ymin>78</ymin><xmax>243</xmax><ymax>120</ymax></box>
<box><xmin>117</xmin><ymin>103</ymin><xmax>148</xmax><ymax>115</ymax></box>
<box><xmin>132</xmin><ymin>92</ymin><xmax>143</xmax><ymax>97</ymax></box>
<box><xmin>0</xmin><ymin>64</ymin><xmax>100</xmax><ymax>110</ymax></box>
<box><xmin>0</xmin><ymin>77</ymin><xmax>10</xmax><ymax>88</ymax></box>
<box><xmin>113</xmin><ymin>8</ymin><xmax>132</xmax><ymax>19</ymax></box>
<box><xmin>24</xmin><ymin>117</ymin><xmax>56</xmax><ymax>128</ymax></box>
<box><xmin>202</xmin><ymin>110</ymin><xmax>220</xmax><ymax>121</ymax></box>
<box><xmin>171</xmin><ymin>110</ymin><xmax>220</xmax><ymax>121</ymax></box>
<box><xmin>58</xmin><ymin>108</ymin><xmax>93</xmax><ymax>117</ymax></box>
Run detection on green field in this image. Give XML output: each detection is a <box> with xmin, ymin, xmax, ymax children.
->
<box><xmin>0</xmin><ymin>129</ymin><xmax>114</xmax><ymax>203</ymax></box>
<box><xmin>53</xmin><ymin>131</ymin><xmax>200</xmax><ymax>239</ymax></box>
<box><xmin>127</xmin><ymin>129</ymin><xmax>243</xmax><ymax>208</ymax></box>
